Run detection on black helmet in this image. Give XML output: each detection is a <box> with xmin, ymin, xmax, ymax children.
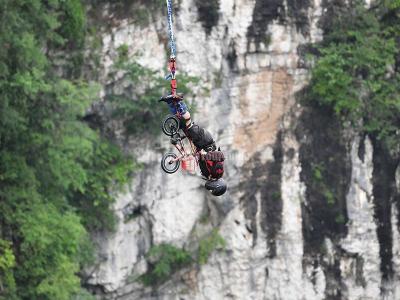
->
<box><xmin>205</xmin><ymin>178</ymin><xmax>227</xmax><ymax>196</ymax></box>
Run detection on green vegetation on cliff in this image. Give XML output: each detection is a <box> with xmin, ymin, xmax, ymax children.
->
<box><xmin>0</xmin><ymin>1</ymin><xmax>132</xmax><ymax>299</ymax></box>
<box><xmin>139</xmin><ymin>244</ymin><xmax>193</xmax><ymax>286</ymax></box>
<box><xmin>307</xmin><ymin>0</ymin><xmax>400</xmax><ymax>152</ymax></box>
<box><xmin>139</xmin><ymin>229</ymin><xmax>226</xmax><ymax>286</ymax></box>
<box><xmin>198</xmin><ymin>229</ymin><xmax>226</xmax><ymax>265</ymax></box>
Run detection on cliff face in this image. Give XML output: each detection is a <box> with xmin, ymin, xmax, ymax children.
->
<box><xmin>83</xmin><ymin>0</ymin><xmax>400</xmax><ymax>299</ymax></box>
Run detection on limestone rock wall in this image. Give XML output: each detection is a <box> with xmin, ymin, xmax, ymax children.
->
<box><xmin>83</xmin><ymin>1</ymin><xmax>400</xmax><ymax>299</ymax></box>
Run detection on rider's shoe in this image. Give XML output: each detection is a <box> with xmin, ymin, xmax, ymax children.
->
<box><xmin>159</xmin><ymin>94</ymin><xmax>174</xmax><ymax>103</ymax></box>
<box><xmin>159</xmin><ymin>93</ymin><xmax>184</xmax><ymax>103</ymax></box>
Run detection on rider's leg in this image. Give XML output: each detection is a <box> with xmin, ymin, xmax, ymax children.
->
<box><xmin>182</xmin><ymin>111</ymin><xmax>192</xmax><ymax>128</ymax></box>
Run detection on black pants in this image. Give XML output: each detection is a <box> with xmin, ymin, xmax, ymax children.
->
<box><xmin>186</xmin><ymin>124</ymin><xmax>215</xmax><ymax>151</ymax></box>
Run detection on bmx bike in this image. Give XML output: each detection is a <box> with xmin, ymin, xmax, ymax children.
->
<box><xmin>160</xmin><ymin>114</ymin><xmax>200</xmax><ymax>174</ymax></box>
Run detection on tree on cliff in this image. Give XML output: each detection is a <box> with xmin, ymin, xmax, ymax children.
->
<box><xmin>0</xmin><ymin>1</ymin><xmax>132</xmax><ymax>299</ymax></box>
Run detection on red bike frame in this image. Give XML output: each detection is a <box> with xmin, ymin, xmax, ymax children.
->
<box><xmin>171</xmin><ymin>125</ymin><xmax>201</xmax><ymax>173</ymax></box>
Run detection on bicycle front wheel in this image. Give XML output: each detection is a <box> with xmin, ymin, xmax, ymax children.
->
<box><xmin>161</xmin><ymin>152</ymin><xmax>180</xmax><ymax>174</ymax></box>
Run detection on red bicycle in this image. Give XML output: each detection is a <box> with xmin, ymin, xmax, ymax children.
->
<box><xmin>161</xmin><ymin>114</ymin><xmax>200</xmax><ymax>174</ymax></box>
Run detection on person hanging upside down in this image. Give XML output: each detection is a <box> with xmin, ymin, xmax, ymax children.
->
<box><xmin>160</xmin><ymin>94</ymin><xmax>227</xmax><ymax>196</ymax></box>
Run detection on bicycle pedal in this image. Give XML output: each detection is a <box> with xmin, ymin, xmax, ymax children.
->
<box><xmin>170</xmin><ymin>137</ymin><xmax>179</xmax><ymax>145</ymax></box>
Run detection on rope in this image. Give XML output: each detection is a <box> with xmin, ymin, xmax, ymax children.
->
<box><xmin>165</xmin><ymin>0</ymin><xmax>177</xmax><ymax>96</ymax></box>
<box><xmin>166</xmin><ymin>0</ymin><xmax>176</xmax><ymax>58</ymax></box>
